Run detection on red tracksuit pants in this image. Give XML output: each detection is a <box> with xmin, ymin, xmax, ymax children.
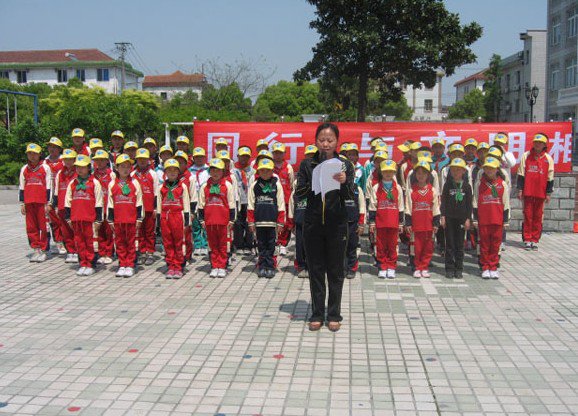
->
<box><xmin>184</xmin><ymin>226</ymin><xmax>193</xmax><ymax>260</ymax></box>
<box><xmin>115</xmin><ymin>223</ymin><xmax>136</xmax><ymax>267</ymax></box>
<box><xmin>138</xmin><ymin>212</ymin><xmax>156</xmax><ymax>254</ymax></box>
<box><xmin>376</xmin><ymin>227</ymin><xmax>399</xmax><ymax>270</ymax></box>
<box><xmin>479</xmin><ymin>224</ymin><xmax>502</xmax><ymax>271</ymax></box>
<box><xmin>207</xmin><ymin>224</ymin><xmax>228</xmax><ymax>269</ymax></box>
<box><xmin>72</xmin><ymin>221</ymin><xmax>95</xmax><ymax>267</ymax></box>
<box><xmin>523</xmin><ymin>196</ymin><xmax>545</xmax><ymax>243</ymax></box>
<box><xmin>277</xmin><ymin>225</ymin><xmax>291</xmax><ymax>247</ymax></box>
<box><xmin>161</xmin><ymin>212</ymin><xmax>184</xmax><ymax>272</ymax></box>
<box><xmin>413</xmin><ymin>230</ymin><xmax>433</xmax><ymax>271</ymax></box>
<box><xmin>48</xmin><ymin>209</ymin><xmax>62</xmax><ymax>243</ymax></box>
<box><xmin>58</xmin><ymin>210</ymin><xmax>76</xmax><ymax>253</ymax></box>
<box><xmin>98</xmin><ymin>220</ymin><xmax>114</xmax><ymax>257</ymax></box>
<box><xmin>25</xmin><ymin>203</ymin><xmax>47</xmax><ymax>250</ymax></box>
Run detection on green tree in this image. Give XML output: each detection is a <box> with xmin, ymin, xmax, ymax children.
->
<box><xmin>483</xmin><ymin>54</ymin><xmax>502</xmax><ymax>122</ymax></box>
<box><xmin>253</xmin><ymin>81</ymin><xmax>326</xmax><ymax>121</ymax></box>
<box><xmin>448</xmin><ymin>88</ymin><xmax>487</xmax><ymax>120</ymax></box>
<box><xmin>294</xmin><ymin>0</ymin><xmax>483</xmax><ymax>121</ymax></box>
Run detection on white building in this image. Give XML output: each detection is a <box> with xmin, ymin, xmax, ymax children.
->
<box><xmin>453</xmin><ymin>70</ymin><xmax>486</xmax><ymax>103</ymax></box>
<box><xmin>0</xmin><ymin>49</ymin><xmax>142</xmax><ymax>94</ymax></box>
<box><xmin>142</xmin><ymin>71</ymin><xmax>207</xmax><ymax>100</ymax></box>
<box><xmin>403</xmin><ymin>71</ymin><xmax>447</xmax><ymax>121</ymax></box>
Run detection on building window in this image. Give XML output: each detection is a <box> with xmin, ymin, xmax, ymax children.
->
<box><xmin>160</xmin><ymin>92</ymin><xmax>168</xmax><ymax>100</ymax></box>
<box><xmin>565</xmin><ymin>57</ymin><xmax>577</xmax><ymax>87</ymax></box>
<box><xmin>515</xmin><ymin>71</ymin><xmax>521</xmax><ymax>86</ymax></box>
<box><xmin>16</xmin><ymin>70</ymin><xmax>27</xmax><ymax>84</ymax></box>
<box><xmin>568</xmin><ymin>7</ymin><xmax>578</xmax><ymax>38</ymax></box>
<box><xmin>57</xmin><ymin>69</ymin><xmax>68</xmax><ymax>83</ymax></box>
<box><xmin>551</xmin><ymin>17</ymin><xmax>562</xmax><ymax>45</ymax></box>
<box><xmin>97</xmin><ymin>68</ymin><xmax>109</xmax><ymax>82</ymax></box>
<box><xmin>76</xmin><ymin>69</ymin><xmax>86</xmax><ymax>82</ymax></box>
<box><xmin>0</xmin><ymin>71</ymin><xmax>9</xmax><ymax>79</ymax></box>
<box><xmin>526</xmin><ymin>50</ymin><xmax>530</xmax><ymax>64</ymax></box>
<box><xmin>550</xmin><ymin>113</ymin><xmax>559</xmax><ymax>121</ymax></box>
<box><xmin>551</xmin><ymin>68</ymin><xmax>560</xmax><ymax>90</ymax></box>
<box><xmin>424</xmin><ymin>99</ymin><xmax>433</xmax><ymax>112</ymax></box>
<box><xmin>464</xmin><ymin>86</ymin><xmax>470</xmax><ymax>95</ymax></box>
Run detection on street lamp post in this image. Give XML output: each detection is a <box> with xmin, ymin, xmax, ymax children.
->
<box><xmin>525</xmin><ymin>84</ymin><xmax>539</xmax><ymax>122</ymax></box>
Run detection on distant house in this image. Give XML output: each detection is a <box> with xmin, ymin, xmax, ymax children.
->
<box><xmin>142</xmin><ymin>71</ymin><xmax>207</xmax><ymax>100</ymax></box>
<box><xmin>403</xmin><ymin>70</ymin><xmax>447</xmax><ymax>121</ymax></box>
<box><xmin>454</xmin><ymin>70</ymin><xmax>486</xmax><ymax>103</ymax></box>
<box><xmin>0</xmin><ymin>48</ymin><xmax>142</xmax><ymax>94</ymax></box>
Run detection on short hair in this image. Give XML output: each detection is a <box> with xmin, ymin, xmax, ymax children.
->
<box><xmin>315</xmin><ymin>122</ymin><xmax>339</xmax><ymax>140</ymax></box>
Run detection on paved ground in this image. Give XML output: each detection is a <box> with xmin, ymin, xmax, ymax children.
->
<box><xmin>1</xmin><ymin>196</ymin><xmax>578</xmax><ymax>416</ymax></box>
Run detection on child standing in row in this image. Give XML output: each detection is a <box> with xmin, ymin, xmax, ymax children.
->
<box><xmin>44</xmin><ymin>137</ymin><xmax>65</xmax><ymax>254</ymax></box>
<box><xmin>52</xmin><ymin>149</ymin><xmax>78</xmax><ymax>263</ymax></box>
<box><xmin>93</xmin><ymin>150</ymin><xmax>115</xmax><ymax>264</ymax></box>
<box><xmin>133</xmin><ymin>148</ymin><xmax>159</xmax><ymax>265</ymax></box>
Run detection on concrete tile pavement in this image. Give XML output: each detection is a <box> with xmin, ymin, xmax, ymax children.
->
<box><xmin>0</xmin><ymin>200</ymin><xmax>577</xmax><ymax>415</ymax></box>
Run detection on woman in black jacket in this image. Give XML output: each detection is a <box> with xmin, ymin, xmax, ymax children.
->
<box><xmin>295</xmin><ymin>123</ymin><xmax>355</xmax><ymax>332</ymax></box>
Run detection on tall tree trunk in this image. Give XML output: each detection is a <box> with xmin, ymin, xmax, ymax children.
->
<box><xmin>357</xmin><ymin>70</ymin><xmax>368</xmax><ymax>122</ymax></box>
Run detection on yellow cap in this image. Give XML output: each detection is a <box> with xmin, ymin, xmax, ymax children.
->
<box><xmin>143</xmin><ymin>137</ymin><xmax>157</xmax><ymax>146</ymax></box>
<box><xmin>450</xmin><ymin>158</ymin><xmax>467</xmax><ymax>169</ymax></box>
<box><xmin>339</xmin><ymin>143</ymin><xmax>350</xmax><ymax>152</ymax></box>
<box><xmin>414</xmin><ymin>160</ymin><xmax>431</xmax><ymax>172</ymax></box>
<box><xmin>374</xmin><ymin>142</ymin><xmax>388</xmax><ymax>152</ymax></box>
<box><xmin>477</xmin><ymin>142</ymin><xmax>490</xmax><ymax>151</ymax></box>
<box><xmin>257</xmin><ymin>150</ymin><xmax>273</xmax><ymax>160</ymax></box>
<box><xmin>116</xmin><ymin>154</ymin><xmax>133</xmax><ymax>166</ymax></box>
<box><xmin>135</xmin><ymin>148</ymin><xmax>150</xmax><ymax>159</ymax></box>
<box><xmin>465</xmin><ymin>138</ymin><xmax>478</xmax><ymax>148</ymax></box>
<box><xmin>257</xmin><ymin>158</ymin><xmax>274</xmax><ymax>171</ymax></box>
<box><xmin>304</xmin><ymin>145</ymin><xmax>318</xmax><ymax>155</ymax></box>
<box><xmin>164</xmin><ymin>158</ymin><xmax>180</xmax><ymax>170</ymax></box>
<box><xmin>71</xmin><ymin>128</ymin><xmax>85</xmax><ymax>138</ymax></box>
<box><xmin>533</xmin><ymin>133</ymin><xmax>548</xmax><ymax>143</ymax></box>
<box><xmin>448</xmin><ymin>143</ymin><xmax>465</xmax><ymax>154</ymax></box>
<box><xmin>347</xmin><ymin>143</ymin><xmax>359</xmax><ymax>152</ymax></box>
<box><xmin>238</xmin><ymin>147</ymin><xmax>252</xmax><ymax>157</ymax></box>
<box><xmin>256</xmin><ymin>139</ymin><xmax>268</xmax><ymax>148</ymax></box>
<box><xmin>272</xmin><ymin>142</ymin><xmax>286</xmax><ymax>152</ymax></box>
<box><xmin>159</xmin><ymin>144</ymin><xmax>173</xmax><ymax>155</ymax></box>
<box><xmin>174</xmin><ymin>150</ymin><xmax>188</xmax><ymax>160</ymax></box>
<box><xmin>209</xmin><ymin>158</ymin><xmax>225</xmax><ymax>170</ymax></box>
<box><xmin>74</xmin><ymin>155</ymin><xmax>91</xmax><ymax>167</ymax></box>
<box><xmin>48</xmin><ymin>137</ymin><xmax>63</xmax><ymax>148</ymax></box>
<box><xmin>488</xmin><ymin>146</ymin><xmax>503</xmax><ymax>158</ymax></box>
<box><xmin>432</xmin><ymin>138</ymin><xmax>446</xmax><ymax>147</ymax></box>
<box><xmin>494</xmin><ymin>133</ymin><xmax>508</xmax><ymax>145</ymax></box>
<box><xmin>374</xmin><ymin>150</ymin><xmax>388</xmax><ymax>161</ymax></box>
<box><xmin>417</xmin><ymin>150</ymin><xmax>433</xmax><ymax>163</ymax></box>
<box><xmin>370</xmin><ymin>137</ymin><xmax>384</xmax><ymax>147</ymax></box>
<box><xmin>380</xmin><ymin>159</ymin><xmax>397</xmax><ymax>172</ymax></box>
<box><xmin>111</xmin><ymin>130</ymin><xmax>124</xmax><ymax>139</ymax></box>
<box><xmin>124</xmin><ymin>141</ymin><xmax>138</xmax><ymax>150</ymax></box>
<box><xmin>483</xmin><ymin>157</ymin><xmax>500</xmax><ymax>169</ymax></box>
<box><xmin>89</xmin><ymin>138</ymin><xmax>103</xmax><ymax>150</ymax></box>
<box><xmin>61</xmin><ymin>149</ymin><xmax>77</xmax><ymax>159</ymax></box>
<box><xmin>92</xmin><ymin>149</ymin><xmax>109</xmax><ymax>160</ymax></box>
<box><xmin>409</xmin><ymin>142</ymin><xmax>422</xmax><ymax>151</ymax></box>
<box><xmin>26</xmin><ymin>143</ymin><xmax>41</xmax><ymax>154</ymax></box>
<box><xmin>397</xmin><ymin>143</ymin><xmax>410</xmax><ymax>153</ymax></box>
<box><xmin>214</xmin><ymin>137</ymin><xmax>228</xmax><ymax>146</ymax></box>
<box><xmin>216</xmin><ymin>150</ymin><xmax>231</xmax><ymax>160</ymax></box>
<box><xmin>192</xmin><ymin>147</ymin><xmax>206</xmax><ymax>157</ymax></box>
<box><xmin>176</xmin><ymin>135</ymin><xmax>190</xmax><ymax>144</ymax></box>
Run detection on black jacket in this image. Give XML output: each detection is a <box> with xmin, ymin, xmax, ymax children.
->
<box><xmin>440</xmin><ymin>176</ymin><xmax>473</xmax><ymax>220</ymax></box>
<box><xmin>295</xmin><ymin>151</ymin><xmax>355</xmax><ymax>225</ymax></box>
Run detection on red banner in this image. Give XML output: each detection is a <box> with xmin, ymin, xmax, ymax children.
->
<box><xmin>193</xmin><ymin>121</ymin><xmax>574</xmax><ymax>172</ymax></box>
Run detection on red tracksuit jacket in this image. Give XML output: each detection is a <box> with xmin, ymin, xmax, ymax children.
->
<box><xmin>368</xmin><ymin>182</ymin><xmax>405</xmax><ymax>228</ymax></box>
<box><xmin>94</xmin><ymin>168</ymin><xmax>115</xmax><ymax>211</ymax></box>
<box><xmin>404</xmin><ymin>183</ymin><xmax>441</xmax><ymax>232</ymax></box>
<box><xmin>198</xmin><ymin>178</ymin><xmax>236</xmax><ymax>226</ymax></box>
<box><xmin>64</xmin><ymin>176</ymin><xmax>104</xmax><ymax>222</ymax></box>
<box><xmin>474</xmin><ymin>176</ymin><xmax>510</xmax><ymax>226</ymax></box>
<box><xmin>132</xmin><ymin>168</ymin><xmax>159</xmax><ymax>212</ymax></box>
<box><xmin>53</xmin><ymin>167</ymin><xmax>77</xmax><ymax>210</ymax></box>
<box><xmin>107</xmin><ymin>178</ymin><xmax>144</xmax><ymax>223</ymax></box>
<box><xmin>517</xmin><ymin>149</ymin><xmax>555</xmax><ymax>199</ymax></box>
<box><xmin>19</xmin><ymin>163</ymin><xmax>51</xmax><ymax>204</ymax></box>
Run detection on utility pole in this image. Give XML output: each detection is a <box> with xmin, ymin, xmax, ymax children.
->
<box><xmin>115</xmin><ymin>42</ymin><xmax>131</xmax><ymax>94</ymax></box>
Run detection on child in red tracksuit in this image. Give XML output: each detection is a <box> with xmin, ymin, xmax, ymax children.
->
<box><xmin>19</xmin><ymin>143</ymin><xmax>52</xmax><ymax>262</ymax></box>
<box><xmin>93</xmin><ymin>150</ymin><xmax>115</xmax><ymax>264</ymax></box>
<box><xmin>52</xmin><ymin>149</ymin><xmax>78</xmax><ymax>263</ymax></box>
<box><xmin>405</xmin><ymin>161</ymin><xmax>440</xmax><ymax>278</ymax></box>
<box><xmin>44</xmin><ymin>137</ymin><xmax>65</xmax><ymax>254</ymax></box>
<box><xmin>108</xmin><ymin>154</ymin><xmax>144</xmax><ymax>278</ymax></box>
<box><xmin>198</xmin><ymin>158</ymin><xmax>236</xmax><ymax>278</ymax></box>
<box><xmin>473</xmin><ymin>157</ymin><xmax>510</xmax><ymax>279</ymax></box>
<box><xmin>157</xmin><ymin>159</ymin><xmax>191</xmax><ymax>279</ymax></box>
<box><xmin>516</xmin><ymin>133</ymin><xmax>554</xmax><ymax>250</ymax></box>
<box><xmin>271</xmin><ymin>142</ymin><xmax>294</xmax><ymax>255</ymax></box>
<box><xmin>368</xmin><ymin>160</ymin><xmax>405</xmax><ymax>279</ymax></box>
<box><xmin>133</xmin><ymin>148</ymin><xmax>159</xmax><ymax>265</ymax></box>
<box><xmin>174</xmin><ymin>150</ymin><xmax>194</xmax><ymax>262</ymax></box>
<box><xmin>65</xmin><ymin>154</ymin><xmax>104</xmax><ymax>276</ymax></box>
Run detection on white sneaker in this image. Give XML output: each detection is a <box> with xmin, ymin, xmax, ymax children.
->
<box><xmin>298</xmin><ymin>269</ymin><xmax>308</xmax><ymax>278</ymax></box>
<box><xmin>279</xmin><ymin>246</ymin><xmax>287</xmax><ymax>256</ymax></box>
<box><xmin>124</xmin><ymin>267</ymin><xmax>134</xmax><ymax>278</ymax></box>
<box><xmin>209</xmin><ymin>268</ymin><xmax>219</xmax><ymax>277</ymax></box>
<box><xmin>500</xmin><ymin>243</ymin><xmax>506</xmax><ymax>252</ymax></box>
<box><xmin>490</xmin><ymin>270</ymin><xmax>499</xmax><ymax>279</ymax></box>
<box><xmin>50</xmin><ymin>245</ymin><xmax>60</xmax><ymax>254</ymax></box>
<box><xmin>524</xmin><ymin>242</ymin><xmax>532</xmax><ymax>250</ymax></box>
<box><xmin>104</xmin><ymin>256</ymin><xmax>113</xmax><ymax>264</ymax></box>
<box><xmin>201</xmin><ymin>248</ymin><xmax>208</xmax><ymax>256</ymax></box>
<box><xmin>83</xmin><ymin>267</ymin><xmax>95</xmax><ymax>276</ymax></box>
<box><xmin>531</xmin><ymin>242</ymin><xmax>538</xmax><ymax>251</ymax></box>
<box><xmin>72</xmin><ymin>254</ymin><xmax>79</xmax><ymax>263</ymax></box>
<box><xmin>413</xmin><ymin>270</ymin><xmax>422</xmax><ymax>278</ymax></box>
<box><xmin>387</xmin><ymin>269</ymin><xmax>396</xmax><ymax>279</ymax></box>
<box><xmin>378</xmin><ymin>270</ymin><xmax>387</xmax><ymax>279</ymax></box>
<box><xmin>65</xmin><ymin>253</ymin><xmax>74</xmax><ymax>263</ymax></box>
<box><xmin>217</xmin><ymin>268</ymin><xmax>227</xmax><ymax>278</ymax></box>
<box><xmin>97</xmin><ymin>257</ymin><xmax>106</xmax><ymax>264</ymax></box>
<box><xmin>30</xmin><ymin>249</ymin><xmax>41</xmax><ymax>262</ymax></box>
<box><xmin>421</xmin><ymin>270</ymin><xmax>431</xmax><ymax>278</ymax></box>
<box><xmin>193</xmin><ymin>248</ymin><xmax>201</xmax><ymax>256</ymax></box>
<box><xmin>37</xmin><ymin>252</ymin><xmax>47</xmax><ymax>262</ymax></box>
<box><xmin>116</xmin><ymin>267</ymin><xmax>126</xmax><ymax>277</ymax></box>
<box><xmin>76</xmin><ymin>267</ymin><xmax>86</xmax><ymax>276</ymax></box>
<box><xmin>57</xmin><ymin>243</ymin><xmax>67</xmax><ymax>255</ymax></box>
<box><xmin>481</xmin><ymin>270</ymin><xmax>491</xmax><ymax>279</ymax></box>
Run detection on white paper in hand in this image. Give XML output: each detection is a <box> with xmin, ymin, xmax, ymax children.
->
<box><xmin>312</xmin><ymin>163</ymin><xmax>322</xmax><ymax>195</ymax></box>
<box><xmin>319</xmin><ymin>159</ymin><xmax>342</xmax><ymax>200</ymax></box>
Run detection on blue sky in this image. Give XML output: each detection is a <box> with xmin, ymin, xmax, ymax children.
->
<box><xmin>0</xmin><ymin>0</ymin><xmax>546</xmax><ymax>106</ymax></box>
